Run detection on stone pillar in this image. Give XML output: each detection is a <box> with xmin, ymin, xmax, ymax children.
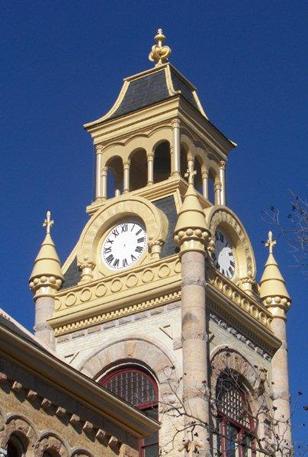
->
<box><xmin>219</xmin><ymin>161</ymin><xmax>226</xmax><ymax>206</ymax></box>
<box><xmin>102</xmin><ymin>166</ymin><xmax>108</xmax><ymax>200</ymax></box>
<box><xmin>172</xmin><ymin>119</ymin><xmax>181</xmax><ymax>176</ymax></box>
<box><xmin>95</xmin><ymin>145</ymin><xmax>103</xmax><ymax>199</ymax></box>
<box><xmin>34</xmin><ymin>294</ymin><xmax>56</xmax><ymax>349</ymax></box>
<box><xmin>214</xmin><ymin>182</ymin><xmax>221</xmax><ymax>205</ymax></box>
<box><xmin>174</xmin><ymin>182</ymin><xmax>211</xmax><ymax>456</ymax></box>
<box><xmin>124</xmin><ymin>161</ymin><xmax>130</xmax><ymax>193</ymax></box>
<box><xmin>259</xmin><ymin>234</ymin><xmax>292</xmax><ymax>455</ymax></box>
<box><xmin>269</xmin><ymin>305</ymin><xmax>292</xmax><ymax>451</ymax></box>
<box><xmin>147</xmin><ymin>153</ymin><xmax>154</xmax><ymax>185</ymax></box>
<box><xmin>30</xmin><ymin>275</ymin><xmax>62</xmax><ymax>350</ymax></box>
<box><xmin>181</xmin><ymin>250</ymin><xmax>210</xmax><ymax>452</ymax></box>
<box><xmin>202</xmin><ymin>170</ymin><xmax>208</xmax><ymax>199</ymax></box>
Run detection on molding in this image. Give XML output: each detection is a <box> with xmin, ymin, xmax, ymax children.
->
<box><xmin>0</xmin><ymin>324</ymin><xmax>159</xmax><ymax>438</ymax></box>
<box><xmin>210</xmin><ymin>313</ymin><xmax>271</xmax><ymax>360</ymax></box>
<box><xmin>51</xmin><ymin>255</ymin><xmax>181</xmax><ymax>333</ymax></box>
<box><xmin>52</xmin><ymin>290</ymin><xmax>181</xmax><ymax>337</ymax></box>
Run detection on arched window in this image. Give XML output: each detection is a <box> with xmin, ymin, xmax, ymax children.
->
<box><xmin>153</xmin><ymin>141</ymin><xmax>171</xmax><ymax>183</ymax></box>
<box><xmin>7</xmin><ymin>434</ymin><xmax>27</xmax><ymax>457</ymax></box>
<box><xmin>106</xmin><ymin>156</ymin><xmax>123</xmax><ymax>197</ymax></box>
<box><xmin>129</xmin><ymin>149</ymin><xmax>148</xmax><ymax>191</ymax></box>
<box><xmin>216</xmin><ymin>372</ymin><xmax>256</xmax><ymax>457</ymax></box>
<box><xmin>99</xmin><ymin>365</ymin><xmax>158</xmax><ymax>457</ymax></box>
<box><xmin>194</xmin><ymin>156</ymin><xmax>203</xmax><ymax>194</ymax></box>
<box><xmin>208</xmin><ymin>169</ymin><xmax>216</xmax><ymax>204</ymax></box>
<box><xmin>180</xmin><ymin>146</ymin><xmax>188</xmax><ymax>180</ymax></box>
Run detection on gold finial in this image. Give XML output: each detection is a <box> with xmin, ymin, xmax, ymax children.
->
<box><xmin>265</xmin><ymin>230</ymin><xmax>277</xmax><ymax>254</ymax></box>
<box><xmin>43</xmin><ymin>210</ymin><xmax>54</xmax><ymax>235</ymax></box>
<box><xmin>149</xmin><ymin>28</ymin><xmax>171</xmax><ymax>66</ymax></box>
<box><xmin>184</xmin><ymin>168</ymin><xmax>197</xmax><ymax>185</ymax></box>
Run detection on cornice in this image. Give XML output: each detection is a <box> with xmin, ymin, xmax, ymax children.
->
<box><xmin>50</xmin><ymin>255</ymin><xmax>182</xmax><ymax>334</ymax></box>
<box><xmin>0</xmin><ymin>323</ymin><xmax>159</xmax><ymax>438</ymax></box>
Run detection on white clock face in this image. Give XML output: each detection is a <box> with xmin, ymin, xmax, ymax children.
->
<box><xmin>212</xmin><ymin>230</ymin><xmax>236</xmax><ymax>279</ymax></box>
<box><xmin>101</xmin><ymin>220</ymin><xmax>147</xmax><ymax>271</ymax></box>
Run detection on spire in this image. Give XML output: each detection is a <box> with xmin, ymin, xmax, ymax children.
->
<box><xmin>29</xmin><ymin>211</ymin><xmax>63</xmax><ymax>296</ymax></box>
<box><xmin>174</xmin><ymin>170</ymin><xmax>210</xmax><ymax>253</ymax></box>
<box><xmin>149</xmin><ymin>28</ymin><xmax>171</xmax><ymax>66</ymax></box>
<box><xmin>259</xmin><ymin>231</ymin><xmax>291</xmax><ymax>309</ymax></box>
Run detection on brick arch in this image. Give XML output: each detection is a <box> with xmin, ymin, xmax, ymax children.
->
<box><xmin>71</xmin><ymin>449</ymin><xmax>94</xmax><ymax>457</ymax></box>
<box><xmin>34</xmin><ymin>432</ymin><xmax>69</xmax><ymax>457</ymax></box>
<box><xmin>79</xmin><ymin>337</ymin><xmax>177</xmax><ymax>385</ymax></box>
<box><xmin>210</xmin><ymin>347</ymin><xmax>266</xmax><ymax>418</ymax></box>
<box><xmin>211</xmin><ymin>347</ymin><xmax>259</xmax><ymax>390</ymax></box>
<box><xmin>0</xmin><ymin>414</ymin><xmax>37</xmax><ymax>454</ymax></box>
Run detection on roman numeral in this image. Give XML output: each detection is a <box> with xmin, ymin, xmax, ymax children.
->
<box><xmin>122</xmin><ymin>258</ymin><xmax>128</xmax><ymax>267</ymax></box>
<box><xmin>104</xmin><ymin>247</ymin><xmax>112</xmax><ymax>254</ymax></box>
<box><xmin>106</xmin><ymin>254</ymin><xmax>114</xmax><ymax>264</ymax></box>
<box><xmin>136</xmin><ymin>229</ymin><xmax>142</xmax><ymax>236</ymax></box>
<box><xmin>112</xmin><ymin>228</ymin><xmax>119</xmax><ymax>237</ymax></box>
<box><xmin>121</xmin><ymin>224</ymin><xmax>128</xmax><ymax>232</ymax></box>
<box><xmin>137</xmin><ymin>237</ymin><xmax>145</xmax><ymax>244</ymax></box>
<box><xmin>130</xmin><ymin>224</ymin><xmax>135</xmax><ymax>232</ymax></box>
<box><xmin>131</xmin><ymin>254</ymin><xmax>137</xmax><ymax>261</ymax></box>
<box><xmin>135</xmin><ymin>246</ymin><xmax>143</xmax><ymax>253</ymax></box>
<box><xmin>107</xmin><ymin>238</ymin><xmax>114</xmax><ymax>244</ymax></box>
<box><xmin>230</xmin><ymin>260</ymin><xmax>235</xmax><ymax>267</ymax></box>
<box><xmin>113</xmin><ymin>258</ymin><xmax>119</xmax><ymax>267</ymax></box>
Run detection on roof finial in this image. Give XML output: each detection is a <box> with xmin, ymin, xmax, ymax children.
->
<box><xmin>184</xmin><ymin>167</ymin><xmax>197</xmax><ymax>185</ymax></box>
<box><xmin>149</xmin><ymin>28</ymin><xmax>171</xmax><ymax>67</ymax></box>
<box><xmin>43</xmin><ymin>210</ymin><xmax>54</xmax><ymax>235</ymax></box>
<box><xmin>265</xmin><ymin>230</ymin><xmax>277</xmax><ymax>254</ymax></box>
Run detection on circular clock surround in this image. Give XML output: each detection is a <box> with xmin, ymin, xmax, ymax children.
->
<box><xmin>211</xmin><ymin>229</ymin><xmax>236</xmax><ymax>279</ymax></box>
<box><xmin>101</xmin><ymin>220</ymin><xmax>147</xmax><ymax>271</ymax></box>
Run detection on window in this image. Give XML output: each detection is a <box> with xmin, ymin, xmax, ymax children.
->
<box><xmin>216</xmin><ymin>372</ymin><xmax>256</xmax><ymax>457</ymax></box>
<box><xmin>99</xmin><ymin>366</ymin><xmax>159</xmax><ymax>457</ymax></box>
<box><xmin>7</xmin><ymin>435</ymin><xmax>26</xmax><ymax>457</ymax></box>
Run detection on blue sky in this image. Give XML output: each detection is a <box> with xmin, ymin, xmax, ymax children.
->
<box><xmin>1</xmin><ymin>0</ymin><xmax>307</xmax><ymax>449</ymax></box>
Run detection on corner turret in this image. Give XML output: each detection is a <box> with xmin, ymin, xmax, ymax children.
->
<box><xmin>29</xmin><ymin>211</ymin><xmax>63</xmax><ymax>349</ymax></box>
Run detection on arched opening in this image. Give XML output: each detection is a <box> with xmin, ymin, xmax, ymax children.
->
<box><xmin>43</xmin><ymin>452</ymin><xmax>60</xmax><ymax>457</ymax></box>
<box><xmin>7</xmin><ymin>434</ymin><xmax>27</xmax><ymax>457</ymax></box>
<box><xmin>180</xmin><ymin>146</ymin><xmax>188</xmax><ymax>180</ymax></box>
<box><xmin>99</xmin><ymin>364</ymin><xmax>159</xmax><ymax>457</ymax></box>
<box><xmin>194</xmin><ymin>156</ymin><xmax>203</xmax><ymax>193</ymax></box>
<box><xmin>129</xmin><ymin>149</ymin><xmax>148</xmax><ymax>191</ymax></box>
<box><xmin>106</xmin><ymin>156</ymin><xmax>123</xmax><ymax>198</ymax></box>
<box><xmin>153</xmin><ymin>141</ymin><xmax>171</xmax><ymax>183</ymax></box>
<box><xmin>208</xmin><ymin>169</ymin><xmax>216</xmax><ymax>204</ymax></box>
<box><xmin>216</xmin><ymin>371</ymin><xmax>256</xmax><ymax>457</ymax></box>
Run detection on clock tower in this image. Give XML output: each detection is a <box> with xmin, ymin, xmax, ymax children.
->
<box><xmin>30</xmin><ymin>30</ymin><xmax>293</xmax><ymax>457</ymax></box>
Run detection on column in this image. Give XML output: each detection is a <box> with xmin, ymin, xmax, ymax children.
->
<box><xmin>95</xmin><ymin>145</ymin><xmax>103</xmax><ymax>199</ymax></box>
<box><xmin>181</xmin><ymin>250</ymin><xmax>210</xmax><ymax>453</ymax></box>
<box><xmin>34</xmin><ymin>296</ymin><xmax>56</xmax><ymax>349</ymax></box>
<box><xmin>270</xmin><ymin>310</ymin><xmax>292</xmax><ymax>451</ymax></box>
<box><xmin>219</xmin><ymin>161</ymin><xmax>226</xmax><ymax>206</ymax></box>
<box><xmin>202</xmin><ymin>170</ymin><xmax>208</xmax><ymax>199</ymax></box>
<box><xmin>172</xmin><ymin>119</ymin><xmax>181</xmax><ymax>176</ymax></box>
<box><xmin>147</xmin><ymin>153</ymin><xmax>154</xmax><ymax>185</ymax></box>
<box><xmin>102</xmin><ymin>166</ymin><xmax>108</xmax><ymax>200</ymax></box>
<box><xmin>123</xmin><ymin>161</ymin><xmax>130</xmax><ymax>193</ymax></box>
<box><xmin>214</xmin><ymin>182</ymin><xmax>221</xmax><ymax>205</ymax></box>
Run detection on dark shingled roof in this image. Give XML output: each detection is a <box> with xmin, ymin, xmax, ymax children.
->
<box><xmin>62</xmin><ymin>257</ymin><xmax>81</xmax><ymax>289</ymax></box>
<box><xmin>109</xmin><ymin>66</ymin><xmax>200</xmax><ymax>120</ymax></box>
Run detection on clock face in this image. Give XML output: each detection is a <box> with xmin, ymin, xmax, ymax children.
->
<box><xmin>101</xmin><ymin>220</ymin><xmax>147</xmax><ymax>271</ymax></box>
<box><xmin>212</xmin><ymin>230</ymin><xmax>236</xmax><ymax>279</ymax></box>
